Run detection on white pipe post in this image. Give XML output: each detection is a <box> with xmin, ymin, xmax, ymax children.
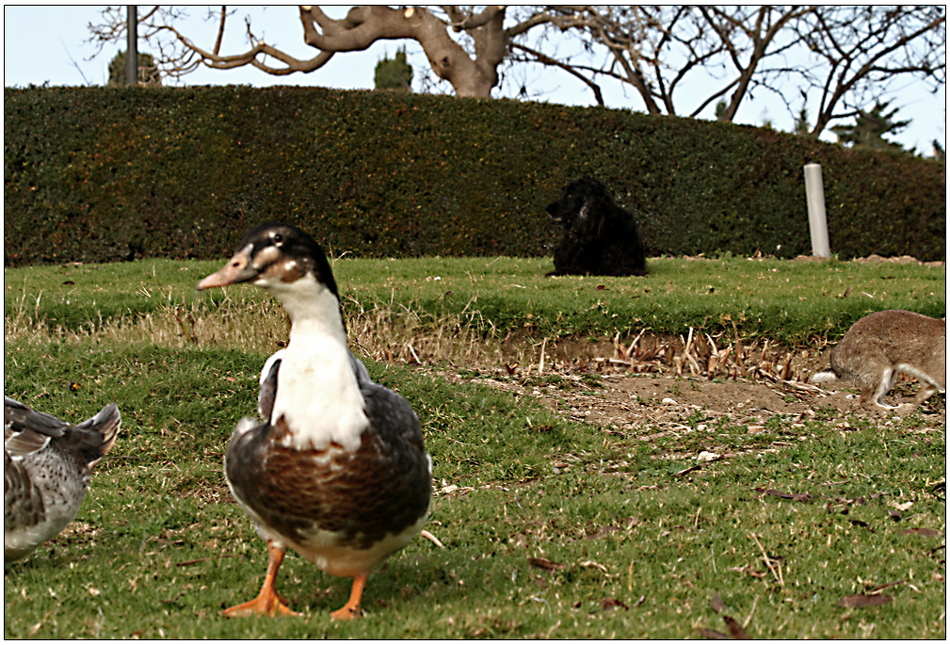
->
<box><xmin>803</xmin><ymin>163</ymin><xmax>831</xmax><ymax>258</ymax></box>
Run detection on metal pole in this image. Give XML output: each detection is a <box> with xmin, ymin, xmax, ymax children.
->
<box><xmin>803</xmin><ymin>163</ymin><xmax>831</xmax><ymax>258</ymax></box>
<box><xmin>126</xmin><ymin>6</ymin><xmax>138</xmax><ymax>86</ymax></box>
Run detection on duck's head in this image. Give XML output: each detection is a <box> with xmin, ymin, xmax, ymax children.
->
<box><xmin>198</xmin><ymin>222</ymin><xmax>341</xmax><ymax>322</ymax></box>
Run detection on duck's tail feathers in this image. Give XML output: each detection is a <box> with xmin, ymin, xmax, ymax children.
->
<box><xmin>72</xmin><ymin>403</ymin><xmax>121</xmax><ymax>467</ymax></box>
<box><xmin>810</xmin><ymin>369</ymin><xmax>839</xmax><ymax>385</ymax></box>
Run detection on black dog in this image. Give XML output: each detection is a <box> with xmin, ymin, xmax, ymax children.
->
<box><xmin>545</xmin><ymin>177</ymin><xmax>648</xmax><ymax>277</ymax></box>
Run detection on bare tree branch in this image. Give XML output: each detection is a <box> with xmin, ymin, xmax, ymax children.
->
<box><xmin>797</xmin><ymin>6</ymin><xmax>946</xmax><ymax>136</ymax></box>
<box><xmin>84</xmin><ymin>4</ymin><xmax>945</xmax><ymax>137</ymax></box>
<box><xmin>523</xmin><ymin>5</ymin><xmax>943</xmax><ymax>137</ymax></box>
<box><xmin>510</xmin><ymin>41</ymin><xmax>604</xmax><ymax>105</ymax></box>
<box><xmin>87</xmin><ymin>5</ymin><xmax>580</xmax><ymax>98</ymax></box>
<box><xmin>212</xmin><ymin>6</ymin><xmax>228</xmax><ymax>56</ymax></box>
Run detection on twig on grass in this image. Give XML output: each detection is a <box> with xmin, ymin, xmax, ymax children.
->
<box><xmin>176</xmin><ymin>554</ymin><xmax>244</xmax><ymax>567</ymax></box>
<box><xmin>421</xmin><ymin>529</ymin><xmax>445</xmax><ymax>549</ymax></box>
<box><xmin>743</xmin><ymin>594</ymin><xmax>759</xmax><ymax>629</ymax></box>
<box><xmin>749</xmin><ymin>532</ymin><xmax>784</xmax><ymax>587</ymax></box>
<box><xmin>538</xmin><ymin>337</ymin><xmax>547</xmax><ymax>375</ymax></box>
<box><xmin>675</xmin><ymin>463</ymin><xmax>704</xmax><ymax>477</ymax></box>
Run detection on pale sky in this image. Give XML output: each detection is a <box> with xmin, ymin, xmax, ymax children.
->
<box><xmin>3</xmin><ymin>5</ymin><xmax>946</xmax><ymax>155</ymax></box>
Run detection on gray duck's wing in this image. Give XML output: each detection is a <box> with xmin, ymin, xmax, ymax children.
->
<box><xmin>5</xmin><ymin>397</ymin><xmax>67</xmax><ymax>457</ymax></box>
<box><xmin>4</xmin><ymin>397</ymin><xmax>120</xmax><ymax>467</ymax></box>
<box><xmin>67</xmin><ymin>403</ymin><xmax>121</xmax><ymax>467</ymax></box>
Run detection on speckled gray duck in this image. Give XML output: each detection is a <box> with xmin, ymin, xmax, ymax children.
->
<box><xmin>4</xmin><ymin>397</ymin><xmax>120</xmax><ymax>561</ymax></box>
<box><xmin>197</xmin><ymin>222</ymin><xmax>431</xmax><ymax>620</ymax></box>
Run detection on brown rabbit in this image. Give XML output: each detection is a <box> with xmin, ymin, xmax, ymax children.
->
<box><xmin>811</xmin><ymin>310</ymin><xmax>946</xmax><ymax>410</ymax></box>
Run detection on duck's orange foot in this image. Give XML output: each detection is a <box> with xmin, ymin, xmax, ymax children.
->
<box><xmin>329</xmin><ymin>603</ymin><xmax>360</xmax><ymax>621</ymax></box>
<box><xmin>330</xmin><ymin>572</ymin><xmax>368</xmax><ymax>620</ymax></box>
<box><xmin>223</xmin><ymin>591</ymin><xmax>300</xmax><ymax>617</ymax></box>
<box><xmin>224</xmin><ymin>541</ymin><xmax>300</xmax><ymax>618</ymax></box>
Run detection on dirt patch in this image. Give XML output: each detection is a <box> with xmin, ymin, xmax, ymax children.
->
<box><xmin>426</xmin><ymin>331</ymin><xmax>945</xmax><ymax>450</ymax></box>
<box><xmin>849</xmin><ymin>254</ymin><xmax>945</xmax><ymax>268</ymax></box>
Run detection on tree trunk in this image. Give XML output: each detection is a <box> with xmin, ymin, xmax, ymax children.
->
<box><xmin>301</xmin><ymin>6</ymin><xmax>508</xmax><ymax>98</ymax></box>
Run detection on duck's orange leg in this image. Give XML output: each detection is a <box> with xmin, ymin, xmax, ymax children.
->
<box><xmin>330</xmin><ymin>572</ymin><xmax>369</xmax><ymax>621</ymax></box>
<box><xmin>223</xmin><ymin>541</ymin><xmax>300</xmax><ymax>617</ymax></box>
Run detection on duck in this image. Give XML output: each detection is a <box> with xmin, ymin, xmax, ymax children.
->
<box><xmin>197</xmin><ymin>222</ymin><xmax>431</xmax><ymax>620</ymax></box>
<box><xmin>4</xmin><ymin>397</ymin><xmax>121</xmax><ymax>561</ymax></box>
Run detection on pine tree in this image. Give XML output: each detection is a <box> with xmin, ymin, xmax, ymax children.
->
<box><xmin>931</xmin><ymin>140</ymin><xmax>945</xmax><ymax>162</ymax></box>
<box><xmin>831</xmin><ymin>101</ymin><xmax>910</xmax><ymax>151</ymax></box>
<box><xmin>793</xmin><ymin>106</ymin><xmax>810</xmax><ymax>135</ymax></box>
<box><xmin>374</xmin><ymin>48</ymin><xmax>413</xmax><ymax>92</ymax></box>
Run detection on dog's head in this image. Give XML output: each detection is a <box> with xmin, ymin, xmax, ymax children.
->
<box><xmin>545</xmin><ymin>177</ymin><xmax>612</xmax><ymax>233</ymax></box>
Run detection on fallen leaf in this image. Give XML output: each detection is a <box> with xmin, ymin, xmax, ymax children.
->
<box><xmin>838</xmin><ymin>593</ymin><xmax>893</xmax><ymax>608</ymax></box>
<box><xmin>899</xmin><ymin>528</ymin><xmax>941</xmax><ymax>538</ymax></box>
<box><xmin>754</xmin><ymin>487</ymin><xmax>812</xmax><ymax>503</ymax></box>
<box><xmin>601</xmin><ymin>597</ymin><xmax>628</xmax><ymax>611</ymax></box>
<box><xmin>723</xmin><ymin>614</ymin><xmax>751</xmax><ymax>639</ymax></box>
<box><xmin>710</xmin><ymin>593</ymin><xmax>728</xmax><ymax>613</ymax></box>
<box><xmin>529</xmin><ymin>557</ymin><xmax>566</xmax><ymax>572</ymax></box>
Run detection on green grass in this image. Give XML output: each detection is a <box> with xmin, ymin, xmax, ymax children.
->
<box><xmin>4</xmin><ymin>256</ymin><xmax>946</xmax><ymax>638</ymax></box>
<box><xmin>5</xmin><ymin>255</ymin><xmax>945</xmax><ymax>344</ymax></box>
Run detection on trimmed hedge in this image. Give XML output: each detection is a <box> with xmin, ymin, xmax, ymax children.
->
<box><xmin>4</xmin><ymin>86</ymin><xmax>945</xmax><ymax>266</ymax></box>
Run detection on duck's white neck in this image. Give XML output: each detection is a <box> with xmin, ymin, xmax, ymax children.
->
<box><xmin>259</xmin><ymin>274</ymin><xmax>367</xmax><ymax>452</ymax></box>
<box><xmin>262</xmin><ymin>275</ymin><xmax>347</xmax><ymax>343</ymax></box>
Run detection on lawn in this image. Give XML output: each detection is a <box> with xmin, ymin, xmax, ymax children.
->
<box><xmin>3</xmin><ymin>255</ymin><xmax>945</xmax><ymax>638</ymax></box>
